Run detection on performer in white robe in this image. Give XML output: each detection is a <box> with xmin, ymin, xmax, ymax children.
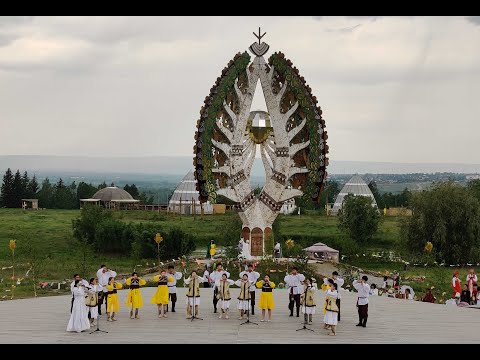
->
<box><xmin>209</xmin><ymin>263</ymin><xmax>230</xmax><ymax>313</ymax></box>
<box><xmin>67</xmin><ymin>280</ymin><xmax>91</xmax><ymax>333</ymax></box>
<box><xmin>284</xmin><ymin>267</ymin><xmax>305</xmax><ymax>317</ymax></box>
<box><xmin>300</xmin><ymin>278</ymin><xmax>317</xmax><ymax>324</ymax></box>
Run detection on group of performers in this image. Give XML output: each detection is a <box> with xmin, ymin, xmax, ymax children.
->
<box><xmin>67</xmin><ymin>263</ymin><xmax>371</xmax><ymax>336</ymax></box>
<box><xmin>452</xmin><ymin>269</ymin><xmax>478</xmax><ymax>305</ymax></box>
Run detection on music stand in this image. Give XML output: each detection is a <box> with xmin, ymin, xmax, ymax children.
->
<box><xmin>296</xmin><ymin>286</ymin><xmax>314</xmax><ymax>332</ymax></box>
<box><xmin>240</xmin><ymin>285</ymin><xmax>258</xmax><ymax>326</ymax></box>
<box><xmin>190</xmin><ymin>276</ymin><xmax>203</xmax><ymax>321</ymax></box>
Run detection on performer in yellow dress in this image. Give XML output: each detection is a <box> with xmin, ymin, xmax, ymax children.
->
<box><xmin>125</xmin><ymin>272</ymin><xmax>146</xmax><ymax>319</ymax></box>
<box><xmin>151</xmin><ymin>270</ymin><xmax>174</xmax><ymax>318</ymax></box>
<box><xmin>256</xmin><ymin>275</ymin><xmax>276</xmax><ymax>322</ymax></box>
<box><xmin>106</xmin><ymin>277</ymin><xmax>123</xmax><ymax>321</ymax></box>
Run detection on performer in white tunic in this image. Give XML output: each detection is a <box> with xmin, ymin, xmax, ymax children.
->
<box><xmin>85</xmin><ymin>277</ymin><xmax>103</xmax><ymax>326</ymax></box>
<box><xmin>96</xmin><ymin>265</ymin><xmax>117</xmax><ymax>315</ymax></box>
<box><xmin>466</xmin><ymin>269</ymin><xmax>478</xmax><ymax>303</ymax></box>
<box><xmin>300</xmin><ymin>278</ymin><xmax>317</xmax><ymax>324</ymax></box>
<box><xmin>184</xmin><ymin>270</ymin><xmax>206</xmax><ymax>318</ymax></box>
<box><xmin>353</xmin><ymin>276</ymin><xmax>370</xmax><ymax>328</ymax></box>
<box><xmin>323</xmin><ymin>283</ymin><xmax>339</xmax><ymax>336</ymax></box>
<box><xmin>235</xmin><ymin>274</ymin><xmax>252</xmax><ymax>319</ymax></box>
<box><xmin>239</xmin><ymin>263</ymin><xmax>260</xmax><ymax>315</ymax></box>
<box><xmin>284</xmin><ymin>267</ymin><xmax>305</xmax><ymax>317</ymax></box>
<box><xmin>167</xmin><ymin>265</ymin><xmax>183</xmax><ymax>313</ymax></box>
<box><xmin>215</xmin><ymin>274</ymin><xmax>235</xmax><ymax>319</ymax></box>
<box><xmin>67</xmin><ymin>280</ymin><xmax>91</xmax><ymax>333</ymax></box>
<box><xmin>209</xmin><ymin>263</ymin><xmax>230</xmax><ymax>313</ymax></box>
<box><xmin>332</xmin><ymin>271</ymin><xmax>344</xmax><ymax>321</ymax></box>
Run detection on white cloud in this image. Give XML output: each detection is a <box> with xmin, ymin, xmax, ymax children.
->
<box><xmin>0</xmin><ymin>16</ymin><xmax>479</xmax><ymax>165</ymax></box>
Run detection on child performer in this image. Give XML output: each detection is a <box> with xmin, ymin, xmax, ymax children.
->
<box><xmin>184</xmin><ymin>270</ymin><xmax>206</xmax><ymax>319</ymax></box>
<box><xmin>151</xmin><ymin>270</ymin><xmax>173</xmax><ymax>318</ymax></box>
<box><xmin>126</xmin><ymin>272</ymin><xmax>146</xmax><ymax>319</ymax></box>
<box><xmin>235</xmin><ymin>273</ymin><xmax>252</xmax><ymax>320</ymax></box>
<box><xmin>216</xmin><ymin>273</ymin><xmax>235</xmax><ymax>319</ymax></box>
<box><xmin>106</xmin><ymin>277</ymin><xmax>123</xmax><ymax>322</ymax></box>
<box><xmin>323</xmin><ymin>282</ymin><xmax>339</xmax><ymax>336</ymax></box>
<box><xmin>86</xmin><ymin>277</ymin><xmax>103</xmax><ymax>326</ymax></box>
<box><xmin>256</xmin><ymin>274</ymin><xmax>276</xmax><ymax>322</ymax></box>
<box><xmin>301</xmin><ymin>278</ymin><xmax>317</xmax><ymax>325</ymax></box>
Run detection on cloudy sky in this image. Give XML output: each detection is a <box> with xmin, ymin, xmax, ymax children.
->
<box><xmin>1</xmin><ymin>16</ymin><xmax>480</xmax><ymax>164</ymax></box>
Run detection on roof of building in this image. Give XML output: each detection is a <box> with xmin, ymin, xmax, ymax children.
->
<box><xmin>303</xmin><ymin>242</ymin><xmax>339</xmax><ymax>254</ymax></box>
<box><xmin>169</xmin><ymin>170</ymin><xmax>202</xmax><ymax>204</ymax></box>
<box><xmin>331</xmin><ymin>175</ymin><xmax>378</xmax><ymax>214</ymax></box>
<box><xmin>90</xmin><ymin>186</ymin><xmax>138</xmax><ymax>202</ymax></box>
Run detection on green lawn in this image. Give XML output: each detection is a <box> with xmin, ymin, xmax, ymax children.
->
<box><xmin>0</xmin><ymin>209</ymin><xmax>404</xmax><ymax>299</ymax></box>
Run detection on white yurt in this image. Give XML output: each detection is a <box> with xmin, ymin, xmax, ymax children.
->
<box><xmin>168</xmin><ymin>170</ymin><xmax>213</xmax><ymax>214</ymax></box>
<box><xmin>331</xmin><ymin>174</ymin><xmax>378</xmax><ymax>215</ymax></box>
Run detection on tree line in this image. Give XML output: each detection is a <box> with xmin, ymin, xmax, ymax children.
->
<box><xmin>0</xmin><ymin>168</ymin><xmax>154</xmax><ymax>209</ymax></box>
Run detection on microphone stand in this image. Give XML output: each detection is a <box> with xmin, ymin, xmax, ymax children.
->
<box><xmin>240</xmin><ymin>283</ymin><xmax>258</xmax><ymax>326</ymax></box>
<box><xmin>90</xmin><ymin>290</ymin><xmax>108</xmax><ymax>334</ymax></box>
<box><xmin>296</xmin><ymin>286</ymin><xmax>314</xmax><ymax>332</ymax></box>
<box><xmin>190</xmin><ymin>276</ymin><xmax>203</xmax><ymax>321</ymax></box>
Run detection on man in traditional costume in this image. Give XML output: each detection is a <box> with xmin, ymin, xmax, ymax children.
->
<box><xmin>167</xmin><ymin>265</ymin><xmax>183</xmax><ymax>313</ymax></box>
<box><xmin>96</xmin><ymin>265</ymin><xmax>117</xmax><ymax>315</ymax></box>
<box><xmin>184</xmin><ymin>270</ymin><xmax>206</xmax><ymax>318</ymax></box>
<box><xmin>125</xmin><ymin>272</ymin><xmax>146</xmax><ymax>319</ymax></box>
<box><xmin>70</xmin><ymin>274</ymin><xmax>89</xmax><ymax>313</ymax></box>
<box><xmin>239</xmin><ymin>263</ymin><xmax>260</xmax><ymax>315</ymax></box>
<box><xmin>353</xmin><ymin>275</ymin><xmax>370</xmax><ymax>328</ymax></box>
<box><xmin>284</xmin><ymin>267</ymin><xmax>305</xmax><ymax>317</ymax></box>
<box><xmin>209</xmin><ymin>263</ymin><xmax>230</xmax><ymax>313</ymax></box>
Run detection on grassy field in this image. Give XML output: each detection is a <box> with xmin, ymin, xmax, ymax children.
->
<box><xmin>4</xmin><ymin>208</ymin><xmax>452</xmax><ymax>300</ymax></box>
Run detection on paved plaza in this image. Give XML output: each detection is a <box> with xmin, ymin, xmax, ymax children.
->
<box><xmin>1</xmin><ymin>287</ymin><xmax>479</xmax><ymax>343</ymax></box>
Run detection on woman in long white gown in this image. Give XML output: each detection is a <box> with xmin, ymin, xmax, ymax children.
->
<box><xmin>67</xmin><ymin>280</ymin><xmax>91</xmax><ymax>333</ymax></box>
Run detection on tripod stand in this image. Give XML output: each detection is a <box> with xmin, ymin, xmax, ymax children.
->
<box><xmin>189</xmin><ymin>276</ymin><xmax>203</xmax><ymax>321</ymax></box>
<box><xmin>90</xmin><ymin>313</ymin><xmax>108</xmax><ymax>334</ymax></box>
<box><xmin>296</xmin><ymin>286</ymin><xmax>314</xmax><ymax>332</ymax></box>
<box><xmin>240</xmin><ymin>287</ymin><xmax>258</xmax><ymax>326</ymax></box>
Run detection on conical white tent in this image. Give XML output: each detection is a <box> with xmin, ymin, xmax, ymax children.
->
<box><xmin>331</xmin><ymin>175</ymin><xmax>378</xmax><ymax>215</ymax></box>
<box><xmin>168</xmin><ymin>170</ymin><xmax>213</xmax><ymax>214</ymax></box>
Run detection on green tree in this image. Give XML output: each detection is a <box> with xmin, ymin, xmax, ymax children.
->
<box><xmin>368</xmin><ymin>180</ymin><xmax>384</xmax><ymax>209</ymax></box>
<box><xmin>0</xmin><ymin>168</ymin><xmax>15</xmax><ymax>207</ymax></box>
<box><xmin>401</xmin><ymin>181</ymin><xmax>480</xmax><ymax>264</ymax></box>
<box><xmin>28</xmin><ymin>175</ymin><xmax>39</xmax><ymax>198</ymax></box>
<box><xmin>467</xmin><ymin>179</ymin><xmax>480</xmax><ymax>201</ymax></box>
<box><xmin>72</xmin><ymin>205</ymin><xmax>112</xmax><ymax>245</ymax></box>
<box><xmin>338</xmin><ymin>194</ymin><xmax>380</xmax><ymax>244</ymax></box>
<box><xmin>12</xmin><ymin>170</ymin><xmax>23</xmax><ymax>208</ymax></box>
<box><xmin>217</xmin><ymin>214</ymin><xmax>242</xmax><ymax>258</ymax></box>
<box><xmin>21</xmin><ymin>171</ymin><xmax>30</xmax><ymax>198</ymax></box>
<box><xmin>37</xmin><ymin>178</ymin><xmax>54</xmax><ymax>208</ymax></box>
<box><xmin>77</xmin><ymin>181</ymin><xmax>97</xmax><ymax>202</ymax></box>
<box><xmin>124</xmin><ymin>184</ymin><xmax>139</xmax><ymax>198</ymax></box>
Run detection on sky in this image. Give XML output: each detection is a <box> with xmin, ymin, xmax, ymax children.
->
<box><xmin>1</xmin><ymin>16</ymin><xmax>480</xmax><ymax>164</ymax></box>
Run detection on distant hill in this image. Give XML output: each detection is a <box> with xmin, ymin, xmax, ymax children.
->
<box><xmin>1</xmin><ymin>155</ymin><xmax>479</xmax><ymax>177</ymax></box>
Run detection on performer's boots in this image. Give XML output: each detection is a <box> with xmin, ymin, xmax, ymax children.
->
<box><xmin>194</xmin><ymin>305</ymin><xmax>199</xmax><ymax>317</ymax></box>
<box><xmin>239</xmin><ymin>310</ymin><xmax>244</xmax><ymax>320</ymax></box>
<box><xmin>171</xmin><ymin>302</ymin><xmax>176</xmax><ymax>312</ymax></box>
<box><xmin>356</xmin><ymin>315</ymin><xmax>363</xmax><ymax>326</ymax></box>
<box><xmin>362</xmin><ymin>318</ymin><xmax>367</xmax><ymax>327</ymax></box>
<box><xmin>130</xmin><ymin>310</ymin><xmax>134</xmax><ymax>319</ymax></box>
<box><xmin>186</xmin><ymin>305</ymin><xmax>192</xmax><ymax>319</ymax></box>
<box><xmin>251</xmin><ymin>305</ymin><xmax>254</xmax><ymax>315</ymax></box>
<box><xmin>289</xmin><ymin>302</ymin><xmax>294</xmax><ymax>317</ymax></box>
<box><xmin>308</xmin><ymin>314</ymin><xmax>313</xmax><ymax>324</ymax></box>
<box><xmin>304</xmin><ymin>314</ymin><xmax>308</xmax><ymax>323</ymax></box>
<box><xmin>111</xmin><ymin>312</ymin><xmax>116</xmax><ymax>321</ymax></box>
<box><xmin>330</xmin><ymin>325</ymin><xmax>336</xmax><ymax>336</ymax></box>
<box><xmin>225</xmin><ymin>308</ymin><xmax>229</xmax><ymax>319</ymax></box>
<box><xmin>296</xmin><ymin>306</ymin><xmax>300</xmax><ymax>317</ymax></box>
<box><xmin>163</xmin><ymin>305</ymin><xmax>168</xmax><ymax>318</ymax></box>
<box><xmin>135</xmin><ymin>309</ymin><xmax>139</xmax><ymax>319</ymax></box>
<box><xmin>219</xmin><ymin>308</ymin><xmax>224</xmax><ymax>319</ymax></box>
<box><xmin>158</xmin><ymin>306</ymin><xmax>163</xmax><ymax>318</ymax></box>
